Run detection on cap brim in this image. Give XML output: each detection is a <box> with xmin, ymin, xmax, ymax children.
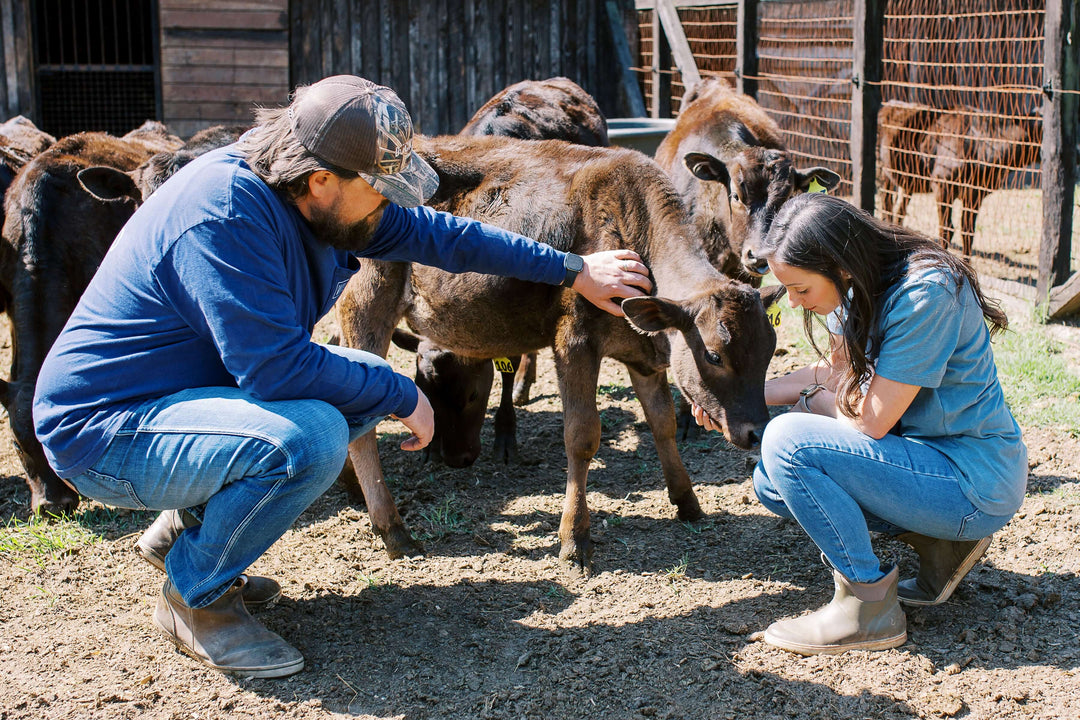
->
<box><xmin>360</xmin><ymin>151</ymin><xmax>439</xmax><ymax>208</ymax></box>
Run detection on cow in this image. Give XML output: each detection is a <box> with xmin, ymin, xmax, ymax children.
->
<box><xmin>459</xmin><ymin>76</ymin><xmax>608</xmax><ymax>147</ymax></box>
<box><xmin>876</xmin><ymin>101</ymin><xmax>940</xmax><ymax>226</ymax></box>
<box><xmin>654</xmin><ymin>77</ymin><xmax>840</xmax><ymax>280</ymax></box>
<box><xmin>389</xmin><ymin>327</ymin><xmax>520</xmax><ymax>468</ymax></box>
<box><xmin>0</xmin><ymin>123</ymin><xmax>245</xmax><ymax>516</ymax></box>
<box><xmin>0</xmin><ymin>116</ymin><xmax>55</xmax><ymax>236</ymax></box>
<box><xmin>925</xmin><ymin>108</ymin><xmax>1041</xmax><ymax>256</ymax></box>
<box><xmin>335</xmin><ymin>134</ymin><xmax>786</xmax><ymax>569</ymax></box>
<box><xmin>389</xmin><ymin>78</ymin><xmax>611</xmax><ymax>467</ymax></box>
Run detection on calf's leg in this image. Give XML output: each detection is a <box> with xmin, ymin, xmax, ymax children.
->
<box><xmin>626</xmin><ymin>366</ymin><xmax>703</xmax><ymax>522</ymax></box>
<box><xmin>553</xmin><ymin>345</ymin><xmax>602</xmax><ymax>570</ymax></box>
<box><xmin>492</xmin><ymin>365</ymin><xmax>519</xmax><ymax>464</ymax></box>
<box><xmin>334</xmin><ymin>261</ymin><xmax>420</xmax><ymax>558</ymax></box>
<box><xmin>512</xmin><ymin>352</ymin><xmax>537</xmax><ymax>406</ymax></box>
<box><xmin>345</xmin><ymin>432</ymin><xmax>422</xmax><ymax>558</ymax></box>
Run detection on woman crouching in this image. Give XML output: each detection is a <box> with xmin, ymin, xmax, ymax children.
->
<box><xmin>693</xmin><ymin>193</ymin><xmax>1027</xmax><ymax>655</ymax></box>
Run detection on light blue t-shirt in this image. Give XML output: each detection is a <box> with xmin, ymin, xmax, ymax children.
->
<box><xmin>831</xmin><ymin>267</ymin><xmax>1027</xmax><ymax>516</ymax></box>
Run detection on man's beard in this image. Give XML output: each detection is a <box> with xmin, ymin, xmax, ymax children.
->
<box><xmin>306</xmin><ymin>196</ymin><xmax>386</xmax><ymax>253</ymax></box>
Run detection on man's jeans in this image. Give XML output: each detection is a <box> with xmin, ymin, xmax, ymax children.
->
<box><xmin>67</xmin><ymin>348</ymin><xmax>388</xmax><ymax>608</ymax></box>
<box><xmin>753</xmin><ymin>412</ymin><xmax>1014</xmax><ymax>584</ymax></box>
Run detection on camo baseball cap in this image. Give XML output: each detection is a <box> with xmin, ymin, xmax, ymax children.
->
<box><xmin>288</xmin><ymin>75</ymin><xmax>438</xmax><ymax>207</ymax></box>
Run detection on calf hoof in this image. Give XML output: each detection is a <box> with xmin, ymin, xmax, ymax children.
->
<box><xmin>511</xmin><ymin>382</ymin><xmax>531</xmax><ymax>407</ymax></box>
<box><xmin>492</xmin><ymin>433</ymin><xmax>518</xmax><ymax>465</ymax></box>
<box><xmin>377</xmin><ymin>524</ymin><xmax>424</xmax><ymax>559</ymax></box>
<box><xmin>32</xmin><ymin>488</ymin><xmax>80</xmax><ymax>519</ymax></box>
<box><xmin>674</xmin><ymin>491</ymin><xmax>704</xmax><ymax>522</ymax></box>
<box><xmin>558</xmin><ymin>533</ymin><xmax>594</xmax><ymax>573</ymax></box>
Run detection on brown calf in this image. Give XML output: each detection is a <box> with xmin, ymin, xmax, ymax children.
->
<box><xmin>654</xmin><ymin>78</ymin><xmax>840</xmax><ymax>280</ymax></box>
<box><xmin>395</xmin><ymin>78</ymin><xmax>611</xmax><ymax>467</ymax></box>
<box><xmin>925</xmin><ymin>108</ymin><xmax>1041</xmax><ymax>256</ymax></box>
<box><xmin>336</xmin><ymin>135</ymin><xmax>785</xmax><ymax>568</ymax></box>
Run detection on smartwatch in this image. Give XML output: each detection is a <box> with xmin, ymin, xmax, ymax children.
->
<box><xmin>561</xmin><ymin>252</ymin><xmax>585</xmax><ymax>288</ymax></box>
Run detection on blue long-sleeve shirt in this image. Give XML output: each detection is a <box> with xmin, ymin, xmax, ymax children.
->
<box><xmin>33</xmin><ymin>145</ymin><xmax>567</xmax><ymax>478</ymax></box>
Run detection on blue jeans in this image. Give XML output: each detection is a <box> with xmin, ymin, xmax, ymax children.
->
<box><xmin>67</xmin><ymin>349</ymin><xmax>387</xmax><ymax>608</ymax></box>
<box><xmin>753</xmin><ymin>412</ymin><xmax>1014</xmax><ymax>584</ymax></box>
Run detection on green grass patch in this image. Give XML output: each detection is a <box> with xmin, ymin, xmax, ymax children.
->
<box><xmin>0</xmin><ymin>514</ymin><xmax>101</xmax><ymax>569</ymax></box>
<box><xmin>417</xmin><ymin>494</ymin><xmax>468</xmax><ymax>541</ymax></box>
<box><xmin>995</xmin><ymin>325</ymin><xmax>1080</xmax><ymax>435</ymax></box>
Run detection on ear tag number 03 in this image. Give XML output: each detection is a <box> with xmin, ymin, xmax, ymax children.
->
<box><xmin>492</xmin><ymin>357</ymin><xmax>515</xmax><ymax>373</ymax></box>
<box><xmin>765</xmin><ymin>303</ymin><xmax>782</xmax><ymax>327</ymax></box>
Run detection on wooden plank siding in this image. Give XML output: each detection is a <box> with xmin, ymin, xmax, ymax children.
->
<box><xmin>159</xmin><ymin>0</ymin><xmax>289</xmax><ymax>138</ymax></box>
<box><xmin>289</xmin><ymin>0</ymin><xmax>638</xmax><ymax>136</ymax></box>
<box><xmin>0</xmin><ymin>0</ymin><xmax>33</xmax><ymax>121</ymax></box>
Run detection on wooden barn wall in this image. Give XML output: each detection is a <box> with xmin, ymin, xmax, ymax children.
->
<box><xmin>290</xmin><ymin>0</ymin><xmax>633</xmax><ymax>136</ymax></box>
<box><xmin>0</xmin><ymin>0</ymin><xmax>33</xmax><ymax>121</ymax></box>
<box><xmin>159</xmin><ymin>0</ymin><xmax>291</xmax><ymax>139</ymax></box>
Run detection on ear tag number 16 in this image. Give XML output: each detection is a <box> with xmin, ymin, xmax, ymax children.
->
<box><xmin>765</xmin><ymin>303</ymin><xmax>782</xmax><ymax>327</ymax></box>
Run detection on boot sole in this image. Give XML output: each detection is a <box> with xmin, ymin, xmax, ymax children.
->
<box><xmin>135</xmin><ymin>545</ymin><xmax>281</xmax><ymax>611</ymax></box>
<box><xmin>762</xmin><ymin>629</ymin><xmax>908</xmax><ymax>656</ymax></box>
<box><xmin>157</xmin><ymin>625</ymin><xmax>305</xmax><ymax>678</ymax></box>
<box><xmin>898</xmin><ymin>536</ymin><xmax>992</xmax><ymax>607</ymax></box>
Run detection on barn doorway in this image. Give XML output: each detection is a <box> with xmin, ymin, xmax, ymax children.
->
<box><xmin>33</xmin><ymin>0</ymin><xmax>160</xmax><ymax>138</ymax></box>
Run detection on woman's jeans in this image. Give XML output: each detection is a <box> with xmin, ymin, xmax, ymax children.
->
<box><xmin>66</xmin><ymin>349</ymin><xmax>388</xmax><ymax>608</ymax></box>
<box><xmin>753</xmin><ymin>412</ymin><xmax>1014</xmax><ymax>584</ymax></box>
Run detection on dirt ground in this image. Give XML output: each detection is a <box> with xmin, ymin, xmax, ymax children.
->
<box><xmin>2</xmin><ymin>297</ymin><xmax>1079</xmax><ymax>720</ymax></box>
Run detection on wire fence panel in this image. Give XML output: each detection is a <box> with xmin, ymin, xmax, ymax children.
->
<box><xmin>635</xmin><ymin>4</ymin><xmax>737</xmax><ymax>116</ymax></box>
<box><xmin>880</xmin><ymin>0</ymin><xmax>1048</xmax><ymax>290</ymax></box>
<box><xmin>756</xmin><ymin>0</ymin><xmax>854</xmax><ymax>196</ymax></box>
<box><xmin>634</xmin><ymin>0</ymin><xmax>1066</xmax><ymax>297</ymax></box>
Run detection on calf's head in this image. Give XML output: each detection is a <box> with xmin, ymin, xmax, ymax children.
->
<box><xmin>682</xmin><ymin>146</ymin><xmax>839</xmax><ymax>279</ymax></box>
<box><xmin>623</xmin><ymin>282</ymin><xmax>787</xmax><ymax>449</ymax></box>
<box><xmin>392</xmin><ymin>329</ymin><xmax>493</xmax><ymax>468</ymax></box>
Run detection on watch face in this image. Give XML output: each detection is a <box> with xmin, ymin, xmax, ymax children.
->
<box><xmin>566</xmin><ymin>253</ymin><xmax>584</xmax><ymax>272</ymax></box>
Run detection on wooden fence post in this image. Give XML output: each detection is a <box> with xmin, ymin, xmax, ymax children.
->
<box><xmin>606</xmin><ymin>1</ymin><xmax>648</xmax><ymax>117</ymax></box>
<box><xmin>655</xmin><ymin>0</ymin><xmax>701</xmax><ymax>90</ymax></box>
<box><xmin>736</xmin><ymin>0</ymin><xmax>758</xmax><ymax>99</ymax></box>
<box><xmin>1042</xmin><ymin>0</ymin><xmax>1079</xmax><ymax>316</ymax></box>
<box><xmin>851</xmin><ymin>0</ymin><xmax>884</xmax><ymax>213</ymax></box>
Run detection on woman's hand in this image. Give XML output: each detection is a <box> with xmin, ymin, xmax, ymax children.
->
<box><xmin>690</xmin><ymin>402</ymin><xmax>723</xmax><ymax>433</ymax></box>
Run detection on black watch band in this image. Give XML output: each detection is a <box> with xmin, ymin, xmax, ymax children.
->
<box><xmin>561</xmin><ymin>252</ymin><xmax>584</xmax><ymax>288</ymax></box>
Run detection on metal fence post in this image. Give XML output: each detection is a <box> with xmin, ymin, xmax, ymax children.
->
<box><xmin>852</xmin><ymin>0</ymin><xmax>884</xmax><ymax>214</ymax></box>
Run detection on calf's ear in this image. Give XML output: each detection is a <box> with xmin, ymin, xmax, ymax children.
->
<box><xmin>622</xmin><ymin>296</ymin><xmax>690</xmax><ymax>334</ymax></box>
<box><xmin>683</xmin><ymin>152</ymin><xmax>730</xmax><ymax>185</ymax></box>
<box><xmin>77</xmin><ymin>166</ymin><xmax>140</xmax><ymax>202</ymax></box>
<box><xmin>794</xmin><ymin>166</ymin><xmax>841</xmax><ymax>192</ymax></box>
<box><xmin>758</xmin><ymin>284</ymin><xmax>787</xmax><ymax>309</ymax></box>
<box><xmin>391</xmin><ymin>328</ymin><xmax>421</xmax><ymax>353</ymax></box>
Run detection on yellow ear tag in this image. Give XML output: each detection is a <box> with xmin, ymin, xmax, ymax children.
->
<box><xmin>807</xmin><ymin>177</ymin><xmax>828</xmax><ymax>194</ymax></box>
<box><xmin>766</xmin><ymin>303</ymin><xmax>782</xmax><ymax>327</ymax></box>
<box><xmin>492</xmin><ymin>357</ymin><xmax>515</xmax><ymax>373</ymax></box>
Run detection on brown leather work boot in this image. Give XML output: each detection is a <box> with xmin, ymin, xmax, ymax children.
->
<box><xmin>762</xmin><ymin>565</ymin><xmax>907</xmax><ymax>655</ymax></box>
<box><xmin>135</xmin><ymin>509</ymin><xmax>282</xmax><ymax>611</ymax></box>
<box><xmin>154</xmin><ymin>578</ymin><xmax>304</xmax><ymax>678</ymax></box>
<box><xmin>895</xmin><ymin>532</ymin><xmax>992</xmax><ymax>606</ymax></box>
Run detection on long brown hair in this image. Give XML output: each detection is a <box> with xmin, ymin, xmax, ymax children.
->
<box><xmin>758</xmin><ymin>193</ymin><xmax>1007</xmax><ymax>418</ymax></box>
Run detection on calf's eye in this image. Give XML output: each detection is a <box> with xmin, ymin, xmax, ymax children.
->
<box><xmin>705</xmin><ymin>351</ymin><xmax>723</xmax><ymax>366</ymax></box>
